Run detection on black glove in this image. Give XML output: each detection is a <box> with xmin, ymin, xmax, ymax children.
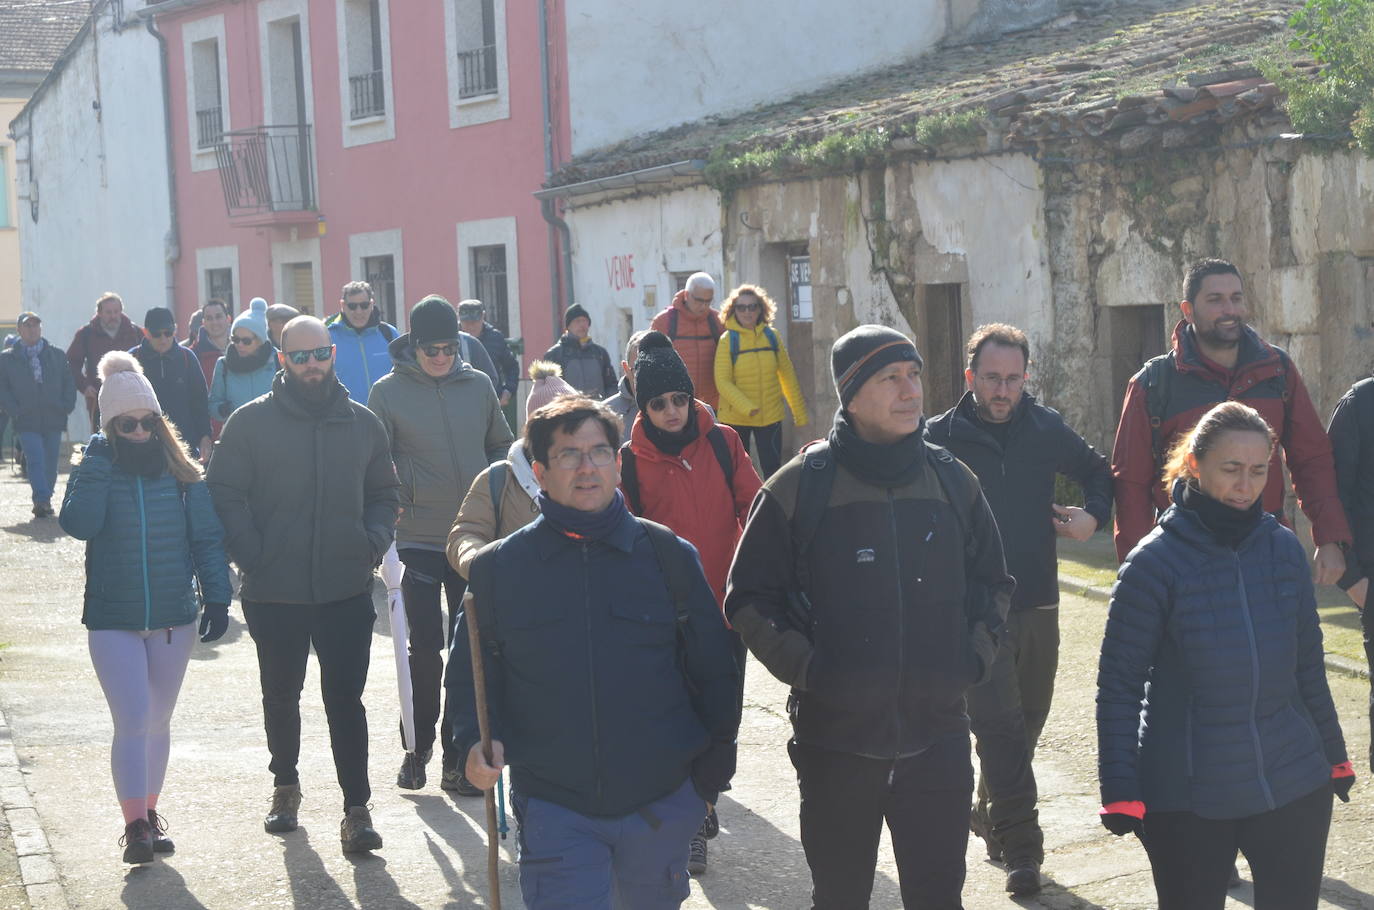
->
<box><xmin>1099</xmin><ymin>801</ymin><xmax>1145</xmax><ymax>836</ymax></box>
<box><xmin>199</xmin><ymin>603</ymin><xmax>230</xmax><ymax>643</ymax></box>
<box><xmin>84</xmin><ymin>434</ymin><xmax>113</xmax><ymax>460</ymax></box>
<box><xmin>690</xmin><ymin>741</ymin><xmax>737</xmax><ymax>807</ymax></box>
<box><xmin>1333</xmin><ymin>762</ymin><xmax>1356</xmax><ymax>802</ymax></box>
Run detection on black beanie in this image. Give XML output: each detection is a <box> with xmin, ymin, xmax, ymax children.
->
<box><xmin>564</xmin><ymin>303</ymin><xmax>590</xmax><ymax>329</ymax></box>
<box><xmin>831</xmin><ymin>325</ymin><xmax>923</xmax><ymax>406</ymax></box>
<box><xmin>634</xmin><ymin>331</ymin><xmax>693</xmax><ymax>411</ymax></box>
<box><xmin>410</xmin><ymin>295</ymin><xmax>459</xmax><ymax>345</ymax></box>
<box><xmin>144</xmin><ymin>307</ymin><xmax>175</xmax><ymax>334</ymax></box>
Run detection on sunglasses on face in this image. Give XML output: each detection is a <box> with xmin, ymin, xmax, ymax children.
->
<box><xmin>647</xmin><ymin>392</ymin><xmax>691</xmax><ymax>412</ymax></box>
<box><xmin>690</xmin><ymin>295</ymin><xmax>713</xmax><ymax>306</ymax></box>
<box><xmin>148</xmin><ymin>329</ymin><xmax>176</xmax><ymax>339</ymax></box>
<box><xmin>345</xmin><ymin>300</ymin><xmax>373</xmax><ymax>311</ymax></box>
<box><xmin>421</xmin><ymin>343</ymin><xmax>459</xmax><ymax>358</ymax></box>
<box><xmin>734</xmin><ymin>302</ymin><xmax>761</xmax><ymax>312</ymax></box>
<box><xmin>114</xmin><ymin>415</ymin><xmax>159</xmax><ymax>434</ymax></box>
<box><xmin>284</xmin><ymin>346</ymin><xmax>334</xmax><ymax>365</ymax></box>
<box><xmin>231</xmin><ymin>335</ymin><xmax>258</xmax><ymax>346</ymax></box>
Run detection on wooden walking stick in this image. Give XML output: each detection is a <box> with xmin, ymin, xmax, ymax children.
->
<box><xmin>463</xmin><ymin>591</ymin><xmax>502</xmax><ymax>910</ymax></box>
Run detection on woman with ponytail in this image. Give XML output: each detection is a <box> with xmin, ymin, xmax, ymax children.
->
<box><xmin>1096</xmin><ymin>400</ymin><xmax>1350</xmax><ymax>909</ymax></box>
<box><xmin>59</xmin><ymin>351</ymin><xmax>232</xmax><ymax>864</ymax></box>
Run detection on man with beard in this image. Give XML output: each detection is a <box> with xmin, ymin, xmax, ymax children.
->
<box><xmin>68</xmin><ymin>292</ymin><xmax>143</xmax><ymax>431</ymax></box>
<box><xmin>925</xmin><ymin>323</ymin><xmax>1112</xmax><ymax>895</ymax></box>
<box><xmin>1112</xmin><ymin>259</ymin><xmax>1351</xmax><ymax>576</ymax></box>
<box><xmin>207</xmin><ymin>316</ymin><xmax>399</xmax><ymax>854</ymax></box>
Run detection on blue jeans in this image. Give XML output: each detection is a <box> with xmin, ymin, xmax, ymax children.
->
<box><xmin>18</xmin><ymin>430</ymin><xmax>62</xmax><ymax>505</ymax></box>
<box><xmin>514</xmin><ymin>777</ymin><xmax>704</xmax><ymax>910</ymax></box>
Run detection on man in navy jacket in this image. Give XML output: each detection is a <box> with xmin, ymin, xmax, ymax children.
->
<box><xmin>926</xmin><ymin>323</ymin><xmax>1112</xmax><ymax>896</ymax></box>
<box><xmin>131</xmin><ymin>307</ymin><xmax>212</xmax><ymax>461</ymax></box>
<box><xmin>449</xmin><ymin>396</ymin><xmax>739</xmax><ymax>909</ymax></box>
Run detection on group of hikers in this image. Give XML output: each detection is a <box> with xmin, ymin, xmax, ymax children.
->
<box><xmin>0</xmin><ymin>256</ymin><xmax>1368</xmax><ymax>909</ymax></box>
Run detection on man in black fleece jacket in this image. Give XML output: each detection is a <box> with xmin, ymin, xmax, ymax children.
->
<box><xmin>926</xmin><ymin>323</ymin><xmax>1112</xmax><ymax>896</ymax></box>
<box><xmin>727</xmin><ymin>325</ymin><xmax>1013</xmax><ymax>910</ymax></box>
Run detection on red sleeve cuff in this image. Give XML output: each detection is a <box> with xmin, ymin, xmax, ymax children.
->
<box><xmin>1333</xmin><ymin>761</ymin><xmax>1355</xmax><ymax>779</ymax></box>
<box><xmin>1100</xmin><ymin>800</ymin><xmax>1146</xmax><ymax>819</ymax></box>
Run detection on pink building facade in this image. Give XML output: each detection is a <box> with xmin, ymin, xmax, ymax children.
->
<box><xmin>152</xmin><ymin>0</ymin><xmax>570</xmax><ymax>363</ymax></box>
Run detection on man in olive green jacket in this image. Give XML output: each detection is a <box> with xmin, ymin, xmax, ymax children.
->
<box><xmin>365</xmin><ymin>296</ymin><xmax>513</xmax><ymax>794</ymax></box>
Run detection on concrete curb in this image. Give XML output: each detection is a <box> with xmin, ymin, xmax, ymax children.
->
<box><xmin>1060</xmin><ymin>572</ymin><xmax>1372</xmax><ymax>682</ymax></box>
<box><xmin>0</xmin><ymin>706</ymin><xmax>66</xmax><ymax>910</ymax></box>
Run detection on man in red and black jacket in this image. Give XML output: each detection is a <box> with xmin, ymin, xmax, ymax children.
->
<box><xmin>67</xmin><ymin>291</ymin><xmax>144</xmax><ymax>432</ymax></box>
<box><xmin>1111</xmin><ymin>258</ymin><xmax>1351</xmax><ymax>582</ymax></box>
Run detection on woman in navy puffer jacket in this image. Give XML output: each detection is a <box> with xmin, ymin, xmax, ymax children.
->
<box><xmin>1097</xmin><ymin>401</ymin><xmax>1350</xmax><ymax>910</ymax></box>
<box><xmin>59</xmin><ymin>352</ymin><xmax>232</xmax><ymax>866</ymax></box>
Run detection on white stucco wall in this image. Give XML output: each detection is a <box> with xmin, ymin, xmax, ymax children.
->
<box><xmin>563</xmin><ymin>0</ymin><xmax>947</xmax><ymax>155</ymax></box>
<box><xmin>0</xmin><ymin>97</ymin><xmax>24</xmax><ymax>325</ymax></box>
<box><xmin>564</xmin><ymin>184</ymin><xmax>722</xmax><ymax>366</ymax></box>
<box><xmin>8</xmin><ymin>6</ymin><xmax>170</xmax><ymax>440</ymax></box>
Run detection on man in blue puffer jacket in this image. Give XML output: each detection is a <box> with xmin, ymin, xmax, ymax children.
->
<box><xmin>327</xmin><ymin>280</ymin><xmax>398</xmax><ymax>402</ymax></box>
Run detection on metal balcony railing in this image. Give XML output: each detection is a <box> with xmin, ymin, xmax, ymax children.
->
<box><xmin>457</xmin><ymin>44</ymin><xmax>498</xmax><ymax>98</ymax></box>
<box><xmin>213</xmin><ymin>124</ymin><xmax>316</xmax><ymax>217</ymax></box>
<box><xmin>349</xmin><ymin>70</ymin><xmax>385</xmax><ymax>119</ymax></box>
<box><xmin>196</xmin><ymin>106</ymin><xmax>224</xmax><ymax>149</ymax></box>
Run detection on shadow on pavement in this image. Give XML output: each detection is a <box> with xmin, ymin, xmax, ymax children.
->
<box><xmin>281</xmin><ymin>827</ymin><xmax>355</xmax><ymax>908</ymax></box>
<box><xmin>1</xmin><ymin>519</ymin><xmax>64</xmax><ymax>542</ymax></box>
<box><xmin>120</xmin><ymin>857</ymin><xmax>209</xmax><ymax>909</ymax></box>
<box><xmin>1321</xmin><ymin>876</ymin><xmax>1374</xmax><ymax>909</ymax></box>
<box><xmin>406</xmin><ymin>792</ymin><xmax>514</xmax><ymax>907</ymax></box>
<box><xmin>189</xmin><ymin>616</ymin><xmax>246</xmax><ymax>661</ymax></box>
<box><xmin>348</xmin><ymin>852</ymin><xmax>426</xmax><ymax>909</ymax></box>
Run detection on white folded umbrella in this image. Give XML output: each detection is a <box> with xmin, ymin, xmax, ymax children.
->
<box><xmin>380</xmin><ymin>544</ymin><xmax>417</xmax><ymax>754</ymax></box>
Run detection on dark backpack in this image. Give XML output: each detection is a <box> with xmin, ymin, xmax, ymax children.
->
<box><xmin>727</xmin><ymin>327</ymin><xmax>779</xmax><ymax>365</ymax></box>
<box><xmin>785</xmin><ymin>440</ymin><xmax>977</xmax><ymax>637</ymax></box>
<box><xmin>620</xmin><ymin>427</ymin><xmax>735</xmax><ymax>516</ymax></box>
<box><xmin>639</xmin><ymin>518</ymin><xmax>699</xmax><ymax>694</ymax></box>
<box><xmin>667</xmin><ymin>307</ymin><xmax>724</xmax><ymax>344</ymax></box>
<box><xmin>1138</xmin><ymin>347</ymin><xmax>1292</xmax><ymax>469</ymax></box>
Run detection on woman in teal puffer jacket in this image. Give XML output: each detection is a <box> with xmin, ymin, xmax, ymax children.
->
<box><xmin>59</xmin><ymin>352</ymin><xmax>232</xmax><ymax>866</ymax></box>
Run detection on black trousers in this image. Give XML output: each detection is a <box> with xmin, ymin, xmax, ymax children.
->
<box><xmin>788</xmin><ymin>736</ymin><xmax>973</xmax><ymax>910</ymax></box>
<box><xmin>1141</xmin><ymin>784</ymin><xmax>1333</xmax><ymax>910</ymax></box>
<box><xmin>398</xmin><ymin>548</ymin><xmax>467</xmax><ymax>764</ymax></box>
<box><xmin>243</xmin><ymin>593</ymin><xmax>375</xmax><ymax>811</ymax></box>
<box><xmin>729</xmin><ymin>422</ymin><xmax>783</xmax><ymax>479</ymax></box>
<box><xmin>1363</xmin><ymin>606</ymin><xmax>1374</xmax><ymax>769</ymax></box>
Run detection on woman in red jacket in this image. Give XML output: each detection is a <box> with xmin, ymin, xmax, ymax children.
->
<box><xmin>619</xmin><ymin>330</ymin><xmax>761</xmax><ymax>876</ymax></box>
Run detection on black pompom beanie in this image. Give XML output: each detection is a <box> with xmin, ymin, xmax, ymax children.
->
<box><xmin>633</xmin><ymin>331</ymin><xmax>693</xmax><ymax>411</ymax></box>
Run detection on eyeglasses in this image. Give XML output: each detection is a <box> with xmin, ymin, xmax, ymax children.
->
<box><xmin>734</xmin><ymin>302</ymin><xmax>761</xmax><ymax>312</ymax></box>
<box><xmin>977</xmin><ymin>374</ymin><xmax>1025</xmax><ymax>389</ymax></box>
<box><xmin>647</xmin><ymin>392</ymin><xmax>691</xmax><ymax>412</ymax></box>
<box><xmin>421</xmin><ymin>343</ymin><xmax>459</xmax><ymax>358</ymax></box>
<box><xmin>550</xmin><ymin>445</ymin><xmax>617</xmax><ymax>471</ymax></box>
<box><xmin>231</xmin><ymin>335</ymin><xmax>258</xmax><ymax>346</ymax></box>
<box><xmin>344</xmin><ymin>300</ymin><xmax>373</xmax><ymax>311</ymax></box>
<box><xmin>114</xmin><ymin>415</ymin><xmax>159</xmax><ymax>434</ymax></box>
<box><xmin>690</xmin><ymin>295</ymin><xmax>713</xmax><ymax>306</ymax></box>
<box><xmin>148</xmin><ymin>329</ymin><xmax>176</xmax><ymax>339</ymax></box>
<box><xmin>284</xmin><ymin>345</ymin><xmax>334</xmax><ymax>365</ymax></box>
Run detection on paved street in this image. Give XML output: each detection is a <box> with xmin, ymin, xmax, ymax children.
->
<box><xmin>0</xmin><ymin>460</ymin><xmax>1372</xmax><ymax>909</ymax></box>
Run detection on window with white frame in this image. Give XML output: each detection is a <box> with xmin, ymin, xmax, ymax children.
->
<box><xmin>470</xmin><ymin>245</ymin><xmax>509</xmax><ymax>335</ymax></box>
<box><xmin>344</xmin><ymin>0</ymin><xmax>384</xmax><ymax>119</ymax></box>
<box><xmin>206</xmin><ymin>267</ymin><xmax>235</xmax><ymax>309</ymax></box>
<box><xmin>191</xmin><ymin>39</ymin><xmax>224</xmax><ymax>148</ymax></box>
<box><xmin>444</xmin><ymin>0</ymin><xmax>508</xmax><ymax>127</ymax></box>
<box><xmin>183</xmin><ymin>16</ymin><xmax>229</xmax><ymax>172</ymax></box>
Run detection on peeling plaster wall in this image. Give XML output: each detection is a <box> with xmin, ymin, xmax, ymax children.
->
<box><xmin>563</xmin><ymin>185</ymin><xmax>723</xmax><ymax>370</ymax></box>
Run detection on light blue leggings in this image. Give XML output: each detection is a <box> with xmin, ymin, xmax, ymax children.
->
<box><xmin>87</xmin><ymin>624</ymin><xmax>195</xmax><ymax>819</ymax></box>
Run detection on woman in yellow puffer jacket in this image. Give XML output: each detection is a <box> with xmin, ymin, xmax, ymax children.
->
<box><xmin>713</xmin><ymin>284</ymin><xmax>809</xmax><ymax>477</ymax></box>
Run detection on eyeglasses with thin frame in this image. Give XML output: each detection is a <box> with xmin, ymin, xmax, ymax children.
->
<box><xmin>421</xmin><ymin>343</ymin><xmax>459</xmax><ymax>358</ymax></box>
<box><xmin>977</xmin><ymin>373</ymin><xmax>1026</xmax><ymax>389</ymax></box>
<box><xmin>231</xmin><ymin>335</ymin><xmax>258</xmax><ymax>346</ymax></box>
<box><xmin>148</xmin><ymin>329</ymin><xmax>176</xmax><ymax>339</ymax></box>
<box><xmin>647</xmin><ymin>392</ymin><xmax>691</xmax><ymax>412</ymax></box>
<box><xmin>344</xmin><ymin>300</ymin><xmax>373</xmax><ymax>311</ymax></box>
<box><xmin>284</xmin><ymin>346</ymin><xmax>334</xmax><ymax>365</ymax></box>
<box><xmin>114</xmin><ymin>415</ymin><xmax>159</xmax><ymax>434</ymax></box>
<box><xmin>550</xmin><ymin>445</ymin><xmax>617</xmax><ymax>471</ymax></box>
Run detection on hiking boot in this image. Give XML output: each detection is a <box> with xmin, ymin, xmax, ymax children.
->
<box><xmin>440</xmin><ymin>762</ymin><xmax>482</xmax><ymax>797</ymax></box>
<box><xmin>1006</xmin><ymin>859</ymin><xmax>1041</xmax><ymax>896</ymax></box>
<box><xmin>264</xmin><ymin>783</ymin><xmax>302</xmax><ymax>833</ymax></box>
<box><xmin>687</xmin><ymin>831</ymin><xmax>708</xmax><ymax>875</ymax></box>
<box><xmin>340</xmin><ymin>806</ymin><xmax>383</xmax><ymax>853</ymax></box>
<box><xmin>397</xmin><ymin>750</ymin><xmax>430</xmax><ymax>790</ymax></box>
<box><xmin>969</xmin><ymin>811</ymin><xmax>1000</xmax><ymax>862</ymax></box>
<box><xmin>147</xmin><ymin>809</ymin><xmax>174</xmax><ymax>853</ymax></box>
<box><xmin>120</xmin><ymin>818</ymin><xmax>154</xmax><ymax>865</ymax></box>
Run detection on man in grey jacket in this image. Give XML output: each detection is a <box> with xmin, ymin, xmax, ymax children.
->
<box><xmin>366</xmin><ymin>296</ymin><xmax>513</xmax><ymax>795</ymax></box>
<box><xmin>207</xmin><ymin>316</ymin><xmax>399</xmax><ymax>854</ymax></box>
<box><xmin>0</xmin><ymin>312</ymin><xmax>76</xmax><ymax>517</ymax></box>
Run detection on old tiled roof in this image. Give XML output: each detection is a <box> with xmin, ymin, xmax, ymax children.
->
<box><xmin>550</xmin><ymin>0</ymin><xmax>1306</xmax><ymax>188</ymax></box>
<box><xmin>0</xmin><ymin>0</ymin><xmax>90</xmax><ymax>75</ymax></box>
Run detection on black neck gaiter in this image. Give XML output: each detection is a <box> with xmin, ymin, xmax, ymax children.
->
<box><xmin>827</xmin><ymin>409</ymin><xmax>927</xmax><ymax>488</ymax></box>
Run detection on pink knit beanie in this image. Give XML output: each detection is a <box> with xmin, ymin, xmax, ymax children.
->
<box><xmin>524</xmin><ymin>360</ymin><xmax>577</xmax><ymax>423</ymax></box>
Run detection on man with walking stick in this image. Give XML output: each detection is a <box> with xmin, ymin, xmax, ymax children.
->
<box><xmin>447</xmin><ymin>395</ymin><xmax>740</xmax><ymax>909</ymax></box>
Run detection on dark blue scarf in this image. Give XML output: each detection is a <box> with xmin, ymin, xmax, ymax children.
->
<box><xmin>537</xmin><ymin>489</ymin><xmax>629</xmax><ymax>542</ymax></box>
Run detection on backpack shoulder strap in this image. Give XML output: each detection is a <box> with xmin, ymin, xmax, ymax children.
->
<box><xmin>708</xmin><ymin>310</ymin><xmax>724</xmax><ymax>340</ymax></box>
<box><xmin>764</xmin><ymin>326</ymin><xmax>779</xmax><ymax>353</ymax></box>
<box><xmin>792</xmin><ymin>441</ymin><xmax>837</xmax><ymax>585</ymax></box>
<box><xmin>728</xmin><ymin>329</ymin><xmax>741</xmax><ymax>364</ymax></box>
<box><xmin>1138</xmin><ymin>352</ymin><xmax>1176</xmax><ymax>471</ymax></box>
<box><xmin>705</xmin><ymin>426</ymin><xmax>735</xmax><ymax>495</ymax></box>
<box><xmin>619</xmin><ymin>442</ymin><xmax>641</xmax><ymax>514</ymax></box>
<box><xmin>667</xmin><ymin>308</ymin><xmax>679</xmax><ymax>340</ymax></box>
<box><xmin>638</xmin><ymin>517</ymin><xmax>699</xmax><ymax>693</ymax></box>
<box><xmin>923</xmin><ymin>441</ymin><xmax>974</xmax><ymax>547</ymax></box>
<box><xmin>488</xmin><ymin>461</ymin><xmax>508</xmax><ymax>530</ymax></box>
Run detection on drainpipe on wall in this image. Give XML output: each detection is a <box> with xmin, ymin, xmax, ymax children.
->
<box><xmin>538</xmin><ymin>0</ymin><xmax>573</xmax><ymax>339</ymax></box>
<box><xmin>144</xmin><ymin>14</ymin><xmax>181</xmax><ymax>313</ymax></box>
